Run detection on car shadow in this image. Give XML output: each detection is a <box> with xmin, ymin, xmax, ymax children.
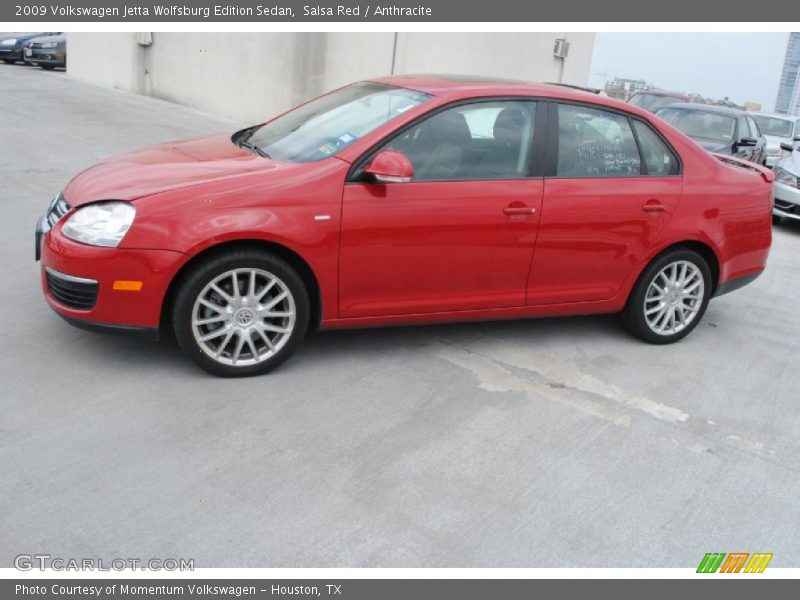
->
<box><xmin>44</xmin><ymin>312</ymin><xmax>630</xmax><ymax>378</ymax></box>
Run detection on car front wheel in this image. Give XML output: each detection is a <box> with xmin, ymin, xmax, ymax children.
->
<box><xmin>172</xmin><ymin>249</ymin><xmax>309</xmax><ymax>376</ymax></box>
<box><xmin>620</xmin><ymin>249</ymin><xmax>712</xmax><ymax>344</ymax></box>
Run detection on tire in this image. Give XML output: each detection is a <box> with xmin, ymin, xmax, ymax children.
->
<box><xmin>40</xmin><ymin>64</ymin><xmax>55</xmax><ymax>70</ymax></box>
<box><xmin>172</xmin><ymin>249</ymin><xmax>310</xmax><ymax>377</ymax></box>
<box><xmin>2</xmin><ymin>60</ymin><xmax>15</xmax><ymax>64</ymax></box>
<box><xmin>619</xmin><ymin>249</ymin><xmax>712</xmax><ymax>344</ymax></box>
<box><xmin>772</xmin><ymin>214</ymin><xmax>783</xmax><ymax>225</ymax></box>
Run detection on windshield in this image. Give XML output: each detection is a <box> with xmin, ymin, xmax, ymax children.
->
<box><xmin>243</xmin><ymin>82</ymin><xmax>431</xmax><ymax>163</ymax></box>
<box><xmin>751</xmin><ymin>115</ymin><xmax>793</xmax><ymax>138</ymax></box>
<box><xmin>629</xmin><ymin>93</ymin><xmax>682</xmax><ymax>112</ymax></box>
<box><xmin>657</xmin><ymin>107</ymin><xmax>736</xmax><ymax>144</ymax></box>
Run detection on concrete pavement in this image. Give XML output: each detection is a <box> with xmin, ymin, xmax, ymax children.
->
<box><xmin>1</xmin><ymin>64</ymin><xmax>799</xmax><ymax>568</ymax></box>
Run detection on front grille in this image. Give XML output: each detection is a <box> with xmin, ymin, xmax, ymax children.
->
<box><xmin>46</xmin><ymin>268</ymin><xmax>98</xmax><ymax>310</ymax></box>
<box><xmin>46</xmin><ymin>193</ymin><xmax>70</xmax><ymax>228</ymax></box>
<box><xmin>775</xmin><ymin>199</ymin><xmax>800</xmax><ymax>215</ymax></box>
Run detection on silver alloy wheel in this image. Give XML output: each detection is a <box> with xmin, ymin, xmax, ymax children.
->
<box><xmin>191</xmin><ymin>268</ymin><xmax>296</xmax><ymax>367</ymax></box>
<box><xmin>644</xmin><ymin>260</ymin><xmax>705</xmax><ymax>336</ymax></box>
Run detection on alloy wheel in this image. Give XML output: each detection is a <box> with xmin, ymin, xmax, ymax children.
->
<box><xmin>643</xmin><ymin>260</ymin><xmax>705</xmax><ymax>336</ymax></box>
<box><xmin>191</xmin><ymin>268</ymin><xmax>296</xmax><ymax>366</ymax></box>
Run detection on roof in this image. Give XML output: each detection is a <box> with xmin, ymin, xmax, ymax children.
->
<box><xmin>750</xmin><ymin>111</ymin><xmax>796</xmax><ymax>120</ymax></box>
<box><xmin>630</xmin><ymin>89</ymin><xmax>687</xmax><ymax>98</ymax></box>
<box><xmin>658</xmin><ymin>102</ymin><xmax>745</xmax><ymax>117</ymax></box>
<box><xmin>368</xmin><ymin>73</ymin><xmax>635</xmax><ymax>112</ymax></box>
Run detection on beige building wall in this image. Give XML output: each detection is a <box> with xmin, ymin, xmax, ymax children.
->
<box><xmin>67</xmin><ymin>32</ymin><xmax>595</xmax><ymax>123</ymax></box>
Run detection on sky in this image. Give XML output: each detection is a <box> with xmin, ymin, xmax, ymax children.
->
<box><xmin>588</xmin><ymin>32</ymin><xmax>790</xmax><ymax>110</ymax></box>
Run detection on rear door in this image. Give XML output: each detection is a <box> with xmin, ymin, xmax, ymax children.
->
<box><xmin>527</xmin><ymin>102</ymin><xmax>683</xmax><ymax>305</ymax></box>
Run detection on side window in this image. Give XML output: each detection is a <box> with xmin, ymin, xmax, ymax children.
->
<box><xmin>556</xmin><ymin>104</ymin><xmax>641</xmax><ymax>177</ymax></box>
<box><xmin>738</xmin><ymin>118</ymin><xmax>751</xmax><ymax>141</ymax></box>
<box><xmin>746</xmin><ymin>116</ymin><xmax>761</xmax><ymax>138</ymax></box>
<box><xmin>382</xmin><ymin>100</ymin><xmax>536</xmax><ymax>182</ymax></box>
<box><xmin>632</xmin><ymin>120</ymin><xmax>679</xmax><ymax>176</ymax></box>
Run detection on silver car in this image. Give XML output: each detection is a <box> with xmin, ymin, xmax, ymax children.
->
<box><xmin>774</xmin><ymin>145</ymin><xmax>800</xmax><ymax>222</ymax></box>
<box><xmin>750</xmin><ymin>112</ymin><xmax>800</xmax><ymax>168</ymax></box>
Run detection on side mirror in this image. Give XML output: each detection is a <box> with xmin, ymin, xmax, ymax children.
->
<box><xmin>780</xmin><ymin>141</ymin><xmax>795</xmax><ymax>152</ymax></box>
<box><xmin>736</xmin><ymin>137</ymin><xmax>757</xmax><ymax>147</ymax></box>
<box><xmin>364</xmin><ymin>150</ymin><xmax>414</xmax><ymax>184</ymax></box>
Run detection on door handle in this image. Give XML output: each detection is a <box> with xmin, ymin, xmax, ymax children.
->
<box><xmin>642</xmin><ymin>200</ymin><xmax>667</xmax><ymax>213</ymax></box>
<box><xmin>503</xmin><ymin>205</ymin><xmax>536</xmax><ymax>216</ymax></box>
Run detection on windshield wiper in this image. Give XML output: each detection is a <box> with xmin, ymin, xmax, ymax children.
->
<box><xmin>232</xmin><ymin>126</ymin><xmax>270</xmax><ymax>158</ymax></box>
<box><xmin>238</xmin><ymin>138</ymin><xmax>270</xmax><ymax>159</ymax></box>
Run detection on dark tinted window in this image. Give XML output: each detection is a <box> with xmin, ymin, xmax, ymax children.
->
<box><xmin>632</xmin><ymin>121</ymin><xmax>679</xmax><ymax>175</ymax></box>
<box><xmin>381</xmin><ymin>100</ymin><xmax>537</xmax><ymax>181</ymax></box>
<box><xmin>557</xmin><ymin>104</ymin><xmax>640</xmax><ymax>177</ymax></box>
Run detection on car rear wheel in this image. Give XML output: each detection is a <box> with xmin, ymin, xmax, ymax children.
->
<box><xmin>619</xmin><ymin>249</ymin><xmax>712</xmax><ymax>344</ymax></box>
<box><xmin>172</xmin><ymin>249</ymin><xmax>309</xmax><ymax>377</ymax></box>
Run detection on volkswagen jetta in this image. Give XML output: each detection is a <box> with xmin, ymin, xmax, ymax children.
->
<box><xmin>36</xmin><ymin>75</ymin><xmax>774</xmax><ymax>376</ymax></box>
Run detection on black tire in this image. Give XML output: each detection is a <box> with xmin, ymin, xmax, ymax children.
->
<box><xmin>171</xmin><ymin>249</ymin><xmax>310</xmax><ymax>377</ymax></box>
<box><xmin>2</xmin><ymin>60</ymin><xmax>15</xmax><ymax>64</ymax></box>
<box><xmin>40</xmin><ymin>64</ymin><xmax>55</xmax><ymax>70</ymax></box>
<box><xmin>772</xmin><ymin>214</ymin><xmax>783</xmax><ymax>225</ymax></box>
<box><xmin>619</xmin><ymin>248</ymin><xmax>712</xmax><ymax>344</ymax></box>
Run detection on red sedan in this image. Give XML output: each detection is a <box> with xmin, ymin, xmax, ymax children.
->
<box><xmin>36</xmin><ymin>75</ymin><xmax>773</xmax><ymax>376</ymax></box>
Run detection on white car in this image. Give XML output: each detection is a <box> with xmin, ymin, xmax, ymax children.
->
<box><xmin>774</xmin><ymin>144</ymin><xmax>800</xmax><ymax>222</ymax></box>
<box><xmin>750</xmin><ymin>112</ymin><xmax>800</xmax><ymax>168</ymax></box>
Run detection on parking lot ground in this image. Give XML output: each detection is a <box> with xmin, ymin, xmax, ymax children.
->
<box><xmin>2</xmin><ymin>64</ymin><xmax>800</xmax><ymax>568</ymax></box>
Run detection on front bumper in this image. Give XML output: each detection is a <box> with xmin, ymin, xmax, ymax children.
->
<box><xmin>0</xmin><ymin>48</ymin><xmax>23</xmax><ymax>60</ymax></box>
<box><xmin>773</xmin><ymin>179</ymin><xmax>800</xmax><ymax>221</ymax></box>
<box><xmin>24</xmin><ymin>47</ymin><xmax>65</xmax><ymax>66</ymax></box>
<box><xmin>37</xmin><ymin>221</ymin><xmax>186</xmax><ymax>333</ymax></box>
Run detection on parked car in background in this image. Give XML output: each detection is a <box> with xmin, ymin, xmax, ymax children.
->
<box><xmin>656</xmin><ymin>103</ymin><xmax>767</xmax><ymax>165</ymax></box>
<box><xmin>35</xmin><ymin>76</ymin><xmax>774</xmax><ymax>376</ymax></box>
<box><xmin>0</xmin><ymin>32</ymin><xmax>58</xmax><ymax>64</ymax></box>
<box><xmin>773</xmin><ymin>143</ymin><xmax>800</xmax><ymax>222</ymax></box>
<box><xmin>628</xmin><ymin>90</ymin><xmax>688</xmax><ymax>113</ymax></box>
<box><xmin>750</xmin><ymin>112</ymin><xmax>800</xmax><ymax>168</ymax></box>
<box><xmin>24</xmin><ymin>33</ymin><xmax>66</xmax><ymax>69</ymax></box>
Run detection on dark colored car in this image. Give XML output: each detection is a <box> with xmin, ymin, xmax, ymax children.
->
<box><xmin>24</xmin><ymin>33</ymin><xmax>66</xmax><ymax>69</ymax></box>
<box><xmin>655</xmin><ymin>103</ymin><xmax>767</xmax><ymax>165</ymax></box>
<box><xmin>628</xmin><ymin>90</ymin><xmax>688</xmax><ymax>113</ymax></box>
<box><xmin>0</xmin><ymin>32</ymin><xmax>59</xmax><ymax>64</ymax></box>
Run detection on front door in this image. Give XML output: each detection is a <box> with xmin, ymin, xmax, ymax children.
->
<box><xmin>339</xmin><ymin>100</ymin><xmax>543</xmax><ymax>318</ymax></box>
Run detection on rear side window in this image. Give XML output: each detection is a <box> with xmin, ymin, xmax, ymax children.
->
<box><xmin>556</xmin><ymin>104</ymin><xmax>641</xmax><ymax>177</ymax></box>
<box><xmin>632</xmin><ymin>120</ymin><xmax>679</xmax><ymax>176</ymax></box>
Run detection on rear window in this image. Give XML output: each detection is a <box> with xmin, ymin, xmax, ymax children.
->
<box><xmin>629</xmin><ymin>93</ymin><xmax>683</xmax><ymax>113</ymax></box>
<box><xmin>751</xmin><ymin>115</ymin><xmax>793</xmax><ymax>138</ymax></box>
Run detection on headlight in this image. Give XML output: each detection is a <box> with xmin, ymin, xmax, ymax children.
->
<box><xmin>62</xmin><ymin>202</ymin><xmax>136</xmax><ymax>247</ymax></box>
<box><xmin>41</xmin><ymin>42</ymin><xmax>58</xmax><ymax>48</ymax></box>
<box><xmin>775</xmin><ymin>167</ymin><xmax>800</xmax><ymax>189</ymax></box>
<box><xmin>1</xmin><ymin>38</ymin><xmax>17</xmax><ymax>46</ymax></box>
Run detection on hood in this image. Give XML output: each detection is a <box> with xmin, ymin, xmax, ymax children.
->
<box><xmin>763</xmin><ymin>134</ymin><xmax>791</xmax><ymax>153</ymax></box>
<box><xmin>29</xmin><ymin>34</ymin><xmax>65</xmax><ymax>44</ymax></box>
<box><xmin>777</xmin><ymin>150</ymin><xmax>800</xmax><ymax>176</ymax></box>
<box><xmin>63</xmin><ymin>133</ymin><xmax>296</xmax><ymax>207</ymax></box>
